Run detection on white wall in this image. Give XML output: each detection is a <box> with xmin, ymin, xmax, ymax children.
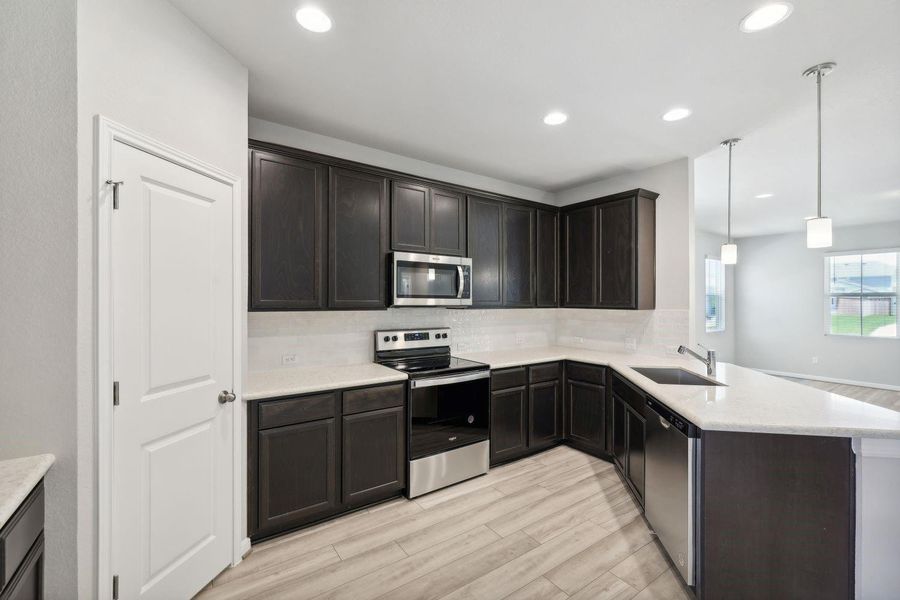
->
<box><xmin>556</xmin><ymin>158</ymin><xmax>692</xmax><ymax>311</ymax></box>
<box><xmin>249</xmin><ymin>118</ymin><xmax>555</xmax><ymax>204</ymax></box>
<box><xmin>0</xmin><ymin>2</ymin><xmax>78</xmax><ymax>597</ymax></box>
<box><xmin>694</xmin><ymin>230</ymin><xmax>736</xmax><ymax>362</ymax></box>
<box><xmin>76</xmin><ymin>0</ymin><xmax>249</xmax><ymax>596</ymax></box>
<box><xmin>734</xmin><ymin>221</ymin><xmax>900</xmax><ymax>388</ymax></box>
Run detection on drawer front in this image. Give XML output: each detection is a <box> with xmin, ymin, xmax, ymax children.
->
<box><xmin>258</xmin><ymin>392</ymin><xmax>337</xmax><ymax>429</ymax></box>
<box><xmin>0</xmin><ymin>482</ymin><xmax>43</xmax><ymax>592</ymax></box>
<box><xmin>566</xmin><ymin>361</ymin><xmax>606</xmax><ymax>385</ymax></box>
<box><xmin>491</xmin><ymin>367</ymin><xmax>526</xmax><ymax>390</ymax></box>
<box><xmin>342</xmin><ymin>383</ymin><xmax>405</xmax><ymax>415</ymax></box>
<box><xmin>528</xmin><ymin>362</ymin><xmax>561</xmax><ymax>384</ymax></box>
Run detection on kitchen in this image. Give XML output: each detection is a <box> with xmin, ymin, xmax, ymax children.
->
<box><xmin>2</xmin><ymin>1</ymin><xmax>899</xmax><ymax>599</ymax></box>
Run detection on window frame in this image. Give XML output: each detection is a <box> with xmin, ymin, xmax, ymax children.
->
<box><xmin>705</xmin><ymin>256</ymin><xmax>726</xmax><ymax>334</ymax></box>
<box><xmin>823</xmin><ymin>247</ymin><xmax>899</xmax><ymax>339</ymax></box>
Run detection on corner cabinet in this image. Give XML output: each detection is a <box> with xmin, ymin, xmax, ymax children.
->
<box><xmin>248</xmin><ymin>383</ymin><xmax>405</xmax><ymax>541</ymax></box>
<box><xmin>560</xmin><ymin>189</ymin><xmax>657</xmax><ymax>310</ymax></box>
<box><xmin>564</xmin><ymin>362</ymin><xmax>607</xmax><ymax>455</ymax></box>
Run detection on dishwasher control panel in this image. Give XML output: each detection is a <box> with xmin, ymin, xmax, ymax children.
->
<box><xmin>646</xmin><ymin>397</ymin><xmax>698</xmax><ymax>437</ymax></box>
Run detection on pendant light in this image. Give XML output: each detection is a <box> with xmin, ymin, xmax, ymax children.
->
<box><xmin>720</xmin><ymin>138</ymin><xmax>741</xmax><ymax>264</ymax></box>
<box><xmin>803</xmin><ymin>61</ymin><xmax>836</xmax><ymax>248</ymax></box>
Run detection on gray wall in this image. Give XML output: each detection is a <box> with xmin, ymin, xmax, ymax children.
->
<box><xmin>694</xmin><ymin>230</ymin><xmax>736</xmax><ymax>363</ymax></box>
<box><xmin>734</xmin><ymin>221</ymin><xmax>900</xmax><ymax>387</ymax></box>
<box><xmin>76</xmin><ymin>0</ymin><xmax>249</xmax><ymax>596</ymax></box>
<box><xmin>0</xmin><ymin>1</ymin><xmax>79</xmax><ymax>597</ymax></box>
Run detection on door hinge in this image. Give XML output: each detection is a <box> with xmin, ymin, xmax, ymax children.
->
<box><xmin>112</xmin><ymin>575</ymin><xmax>119</xmax><ymax>600</ymax></box>
<box><xmin>106</xmin><ymin>179</ymin><xmax>124</xmax><ymax>210</ymax></box>
<box><xmin>113</xmin><ymin>381</ymin><xmax>120</xmax><ymax>407</ymax></box>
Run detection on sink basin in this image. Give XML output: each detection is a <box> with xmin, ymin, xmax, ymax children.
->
<box><xmin>631</xmin><ymin>367</ymin><xmax>725</xmax><ymax>386</ymax></box>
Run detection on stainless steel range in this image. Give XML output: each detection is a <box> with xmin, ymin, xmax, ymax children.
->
<box><xmin>374</xmin><ymin>328</ymin><xmax>490</xmax><ymax>498</ymax></box>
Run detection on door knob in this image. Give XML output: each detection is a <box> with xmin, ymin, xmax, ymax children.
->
<box><xmin>218</xmin><ymin>390</ymin><xmax>237</xmax><ymax>404</ymax></box>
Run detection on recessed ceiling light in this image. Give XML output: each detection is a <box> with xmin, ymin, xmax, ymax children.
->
<box><xmin>755</xmin><ymin>193</ymin><xmax>774</xmax><ymax>199</ymax></box>
<box><xmin>661</xmin><ymin>107</ymin><xmax>691</xmax><ymax>122</ymax></box>
<box><xmin>740</xmin><ymin>3</ymin><xmax>793</xmax><ymax>33</ymax></box>
<box><xmin>543</xmin><ymin>112</ymin><xmax>568</xmax><ymax>126</ymax></box>
<box><xmin>296</xmin><ymin>7</ymin><xmax>332</xmax><ymax>32</ymax></box>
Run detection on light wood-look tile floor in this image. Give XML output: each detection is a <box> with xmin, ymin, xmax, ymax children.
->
<box><xmin>780</xmin><ymin>377</ymin><xmax>900</xmax><ymax>413</ymax></box>
<box><xmin>197</xmin><ymin>446</ymin><xmax>691</xmax><ymax>600</ymax></box>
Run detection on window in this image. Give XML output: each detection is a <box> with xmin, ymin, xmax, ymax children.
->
<box><xmin>705</xmin><ymin>257</ymin><xmax>725</xmax><ymax>332</ymax></box>
<box><xmin>825</xmin><ymin>250</ymin><xmax>899</xmax><ymax>338</ymax></box>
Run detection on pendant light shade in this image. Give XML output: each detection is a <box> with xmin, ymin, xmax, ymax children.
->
<box><xmin>720</xmin><ymin>138</ymin><xmax>741</xmax><ymax>264</ymax></box>
<box><xmin>806</xmin><ymin>216</ymin><xmax>832</xmax><ymax>248</ymax></box>
<box><xmin>721</xmin><ymin>243</ymin><xmax>738</xmax><ymax>265</ymax></box>
<box><xmin>803</xmin><ymin>62</ymin><xmax>836</xmax><ymax>248</ymax></box>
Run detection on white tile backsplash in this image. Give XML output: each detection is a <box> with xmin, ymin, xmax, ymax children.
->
<box><xmin>248</xmin><ymin>307</ymin><xmax>689</xmax><ymax>372</ymax></box>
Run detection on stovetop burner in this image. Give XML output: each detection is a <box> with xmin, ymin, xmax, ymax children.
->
<box><xmin>373</xmin><ymin>327</ymin><xmax>488</xmax><ymax>378</ymax></box>
<box><xmin>379</xmin><ymin>355</ymin><xmax>487</xmax><ymax>377</ymax></box>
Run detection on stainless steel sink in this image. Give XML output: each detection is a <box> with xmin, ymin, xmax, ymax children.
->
<box><xmin>631</xmin><ymin>367</ymin><xmax>725</xmax><ymax>386</ymax></box>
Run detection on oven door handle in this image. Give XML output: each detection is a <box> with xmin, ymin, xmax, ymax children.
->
<box><xmin>410</xmin><ymin>370</ymin><xmax>490</xmax><ymax>389</ymax></box>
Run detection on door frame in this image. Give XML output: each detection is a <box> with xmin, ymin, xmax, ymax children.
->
<box><xmin>94</xmin><ymin>116</ymin><xmax>245</xmax><ymax>599</ymax></box>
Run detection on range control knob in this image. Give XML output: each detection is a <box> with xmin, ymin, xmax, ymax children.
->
<box><xmin>392</xmin><ymin>335</ymin><xmax>399</xmax><ymax>341</ymax></box>
<box><xmin>383</xmin><ymin>336</ymin><xmax>390</xmax><ymax>342</ymax></box>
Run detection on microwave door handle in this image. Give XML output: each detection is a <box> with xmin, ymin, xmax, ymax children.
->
<box><xmin>456</xmin><ymin>265</ymin><xmax>464</xmax><ymax>298</ymax></box>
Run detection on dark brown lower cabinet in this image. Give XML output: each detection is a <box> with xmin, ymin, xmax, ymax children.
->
<box><xmin>249</xmin><ymin>383</ymin><xmax>405</xmax><ymax>541</ymax></box>
<box><xmin>256</xmin><ymin>418</ymin><xmax>339</xmax><ymax>536</ymax></box>
<box><xmin>529</xmin><ymin>380</ymin><xmax>562</xmax><ymax>449</ymax></box>
<box><xmin>0</xmin><ymin>482</ymin><xmax>45</xmax><ymax>600</ymax></box>
<box><xmin>611</xmin><ymin>373</ymin><xmax>646</xmax><ymax>505</ymax></box>
<box><xmin>566</xmin><ymin>379</ymin><xmax>605</xmax><ymax>454</ymax></box>
<box><xmin>342</xmin><ymin>406</ymin><xmax>405</xmax><ymax>508</ymax></box>
<box><xmin>490</xmin><ymin>386</ymin><xmax>528</xmax><ymax>464</ymax></box>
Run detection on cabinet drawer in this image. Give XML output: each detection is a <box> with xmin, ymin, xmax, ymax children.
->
<box><xmin>566</xmin><ymin>362</ymin><xmax>606</xmax><ymax>385</ymax></box>
<box><xmin>258</xmin><ymin>392</ymin><xmax>337</xmax><ymax>429</ymax></box>
<box><xmin>491</xmin><ymin>367</ymin><xmax>526</xmax><ymax>390</ymax></box>
<box><xmin>0</xmin><ymin>481</ymin><xmax>43</xmax><ymax>591</ymax></box>
<box><xmin>528</xmin><ymin>362</ymin><xmax>561</xmax><ymax>384</ymax></box>
<box><xmin>343</xmin><ymin>383</ymin><xmax>405</xmax><ymax>415</ymax></box>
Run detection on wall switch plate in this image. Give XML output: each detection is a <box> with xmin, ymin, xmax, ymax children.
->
<box><xmin>282</xmin><ymin>354</ymin><xmax>297</xmax><ymax>366</ymax></box>
<box><xmin>575</xmin><ymin>336</ymin><xmax>584</xmax><ymax>345</ymax></box>
<box><xmin>624</xmin><ymin>337</ymin><xmax>637</xmax><ymax>351</ymax></box>
<box><xmin>811</xmin><ymin>356</ymin><xmax>819</xmax><ymax>364</ymax></box>
<box><xmin>515</xmin><ymin>334</ymin><xmax>524</xmax><ymax>346</ymax></box>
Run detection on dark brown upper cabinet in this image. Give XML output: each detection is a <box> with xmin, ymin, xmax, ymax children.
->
<box><xmin>502</xmin><ymin>204</ymin><xmax>535</xmax><ymax>307</ymax></box>
<box><xmin>249</xmin><ymin>150</ymin><xmax>327</xmax><ymax>310</ymax></box>
<box><xmin>391</xmin><ymin>182</ymin><xmax>466</xmax><ymax>256</ymax></box>
<box><xmin>560</xmin><ymin>189</ymin><xmax>657</xmax><ymax>310</ymax></box>
<box><xmin>328</xmin><ymin>167</ymin><xmax>389</xmax><ymax>309</ymax></box>
<box><xmin>467</xmin><ymin>195</ymin><xmax>504</xmax><ymax>306</ymax></box>
<box><xmin>535</xmin><ymin>208</ymin><xmax>559</xmax><ymax>307</ymax></box>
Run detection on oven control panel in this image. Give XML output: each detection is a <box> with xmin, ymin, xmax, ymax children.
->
<box><xmin>375</xmin><ymin>328</ymin><xmax>452</xmax><ymax>352</ymax></box>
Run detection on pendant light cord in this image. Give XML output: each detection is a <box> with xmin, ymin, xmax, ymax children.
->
<box><xmin>727</xmin><ymin>142</ymin><xmax>733</xmax><ymax>244</ymax></box>
<box><xmin>816</xmin><ymin>68</ymin><xmax>823</xmax><ymax>219</ymax></box>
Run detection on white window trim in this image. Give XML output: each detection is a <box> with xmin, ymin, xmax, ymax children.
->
<box><xmin>822</xmin><ymin>247</ymin><xmax>900</xmax><ymax>340</ymax></box>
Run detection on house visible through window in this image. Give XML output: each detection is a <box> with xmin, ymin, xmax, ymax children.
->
<box><xmin>825</xmin><ymin>250</ymin><xmax>899</xmax><ymax>338</ymax></box>
<box><xmin>705</xmin><ymin>257</ymin><xmax>725</xmax><ymax>333</ymax></box>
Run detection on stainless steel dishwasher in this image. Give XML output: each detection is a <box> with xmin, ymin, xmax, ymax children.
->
<box><xmin>644</xmin><ymin>396</ymin><xmax>699</xmax><ymax>586</ymax></box>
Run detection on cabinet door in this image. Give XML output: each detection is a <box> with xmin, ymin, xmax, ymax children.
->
<box><xmin>567</xmin><ymin>379</ymin><xmax>605</xmax><ymax>453</ymax></box>
<box><xmin>612</xmin><ymin>395</ymin><xmax>627</xmax><ymax>472</ymax></box>
<box><xmin>249</xmin><ymin>150</ymin><xmax>326</xmax><ymax>310</ymax></box>
<box><xmin>562</xmin><ymin>205</ymin><xmax>597</xmax><ymax>307</ymax></box>
<box><xmin>430</xmin><ymin>187</ymin><xmax>466</xmax><ymax>256</ymax></box>
<box><xmin>502</xmin><ymin>204</ymin><xmax>535</xmax><ymax>307</ymax></box>
<box><xmin>490</xmin><ymin>387</ymin><xmax>527</xmax><ymax>464</ymax></box>
<box><xmin>1</xmin><ymin>534</ymin><xmax>43</xmax><ymax>600</ymax></box>
<box><xmin>529</xmin><ymin>380</ymin><xmax>562</xmax><ymax>449</ymax></box>
<box><xmin>535</xmin><ymin>209</ymin><xmax>558</xmax><ymax>307</ymax></box>
<box><xmin>391</xmin><ymin>181</ymin><xmax>429</xmax><ymax>253</ymax></box>
<box><xmin>598</xmin><ymin>197</ymin><xmax>636</xmax><ymax>308</ymax></box>
<box><xmin>467</xmin><ymin>196</ymin><xmax>503</xmax><ymax>306</ymax></box>
<box><xmin>328</xmin><ymin>168</ymin><xmax>389</xmax><ymax>309</ymax></box>
<box><xmin>257</xmin><ymin>418</ymin><xmax>338</xmax><ymax>534</ymax></box>
<box><xmin>342</xmin><ymin>406</ymin><xmax>405</xmax><ymax>508</ymax></box>
<box><xmin>626</xmin><ymin>405</ymin><xmax>646</xmax><ymax>503</ymax></box>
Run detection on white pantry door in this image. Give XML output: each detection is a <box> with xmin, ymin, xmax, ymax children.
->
<box><xmin>111</xmin><ymin>140</ymin><xmax>233</xmax><ymax>599</ymax></box>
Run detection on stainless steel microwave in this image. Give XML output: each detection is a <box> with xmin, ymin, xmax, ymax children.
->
<box><xmin>391</xmin><ymin>252</ymin><xmax>472</xmax><ymax>306</ymax></box>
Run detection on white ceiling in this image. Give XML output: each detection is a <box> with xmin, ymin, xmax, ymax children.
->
<box><xmin>171</xmin><ymin>0</ymin><xmax>900</xmax><ymax>213</ymax></box>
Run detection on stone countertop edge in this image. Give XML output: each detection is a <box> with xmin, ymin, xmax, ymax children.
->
<box><xmin>0</xmin><ymin>454</ymin><xmax>54</xmax><ymax>531</ymax></box>
<box><xmin>243</xmin><ymin>363</ymin><xmax>408</xmax><ymax>401</ymax></box>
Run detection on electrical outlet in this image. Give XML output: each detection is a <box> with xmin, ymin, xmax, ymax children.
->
<box><xmin>515</xmin><ymin>334</ymin><xmax>524</xmax><ymax>346</ymax></box>
<box><xmin>811</xmin><ymin>356</ymin><xmax>819</xmax><ymax>364</ymax></box>
<box><xmin>282</xmin><ymin>354</ymin><xmax>297</xmax><ymax>366</ymax></box>
<box><xmin>575</xmin><ymin>336</ymin><xmax>584</xmax><ymax>345</ymax></box>
<box><xmin>624</xmin><ymin>337</ymin><xmax>637</xmax><ymax>351</ymax></box>
<box><xmin>457</xmin><ymin>342</ymin><xmax>470</xmax><ymax>352</ymax></box>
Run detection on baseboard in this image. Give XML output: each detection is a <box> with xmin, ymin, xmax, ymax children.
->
<box><xmin>240</xmin><ymin>537</ymin><xmax>251</xmax><ymax>558</ymax></box>
<box><xmin>759</xmin><ymin>369</ymin><xmax>900</xmax><ymax>392</ymax></box>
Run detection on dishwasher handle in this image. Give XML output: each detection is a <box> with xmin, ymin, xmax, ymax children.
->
<box><xmin>646</xmin><ymin>397</ymin><xmax>698</xmax><ymax>437</ymax></box>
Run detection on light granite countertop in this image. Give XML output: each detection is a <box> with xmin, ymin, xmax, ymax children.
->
<box><xmin>0</xmin><ymin>454</ymin><xmax>54</xmax><ymax>531</ymax></box>
<box><xmin>244</xmin><ymin>363</ymin><xmax>408</xmax><ymax>401</ymax></box>
<box><xmin>457</xmin><ymin>346</ymin><xmax>900</xmax><ymax>439</ymax></box>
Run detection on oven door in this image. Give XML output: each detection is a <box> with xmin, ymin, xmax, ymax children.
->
<box><xmin>409</xmin><ymin>370</ymin><xmax>489</xmax><ymax>460</ymax></box>
<box><xmin>392</xmin><ymin>252</ymin><xmax>472</xmax><ymax>306</ymax></box>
